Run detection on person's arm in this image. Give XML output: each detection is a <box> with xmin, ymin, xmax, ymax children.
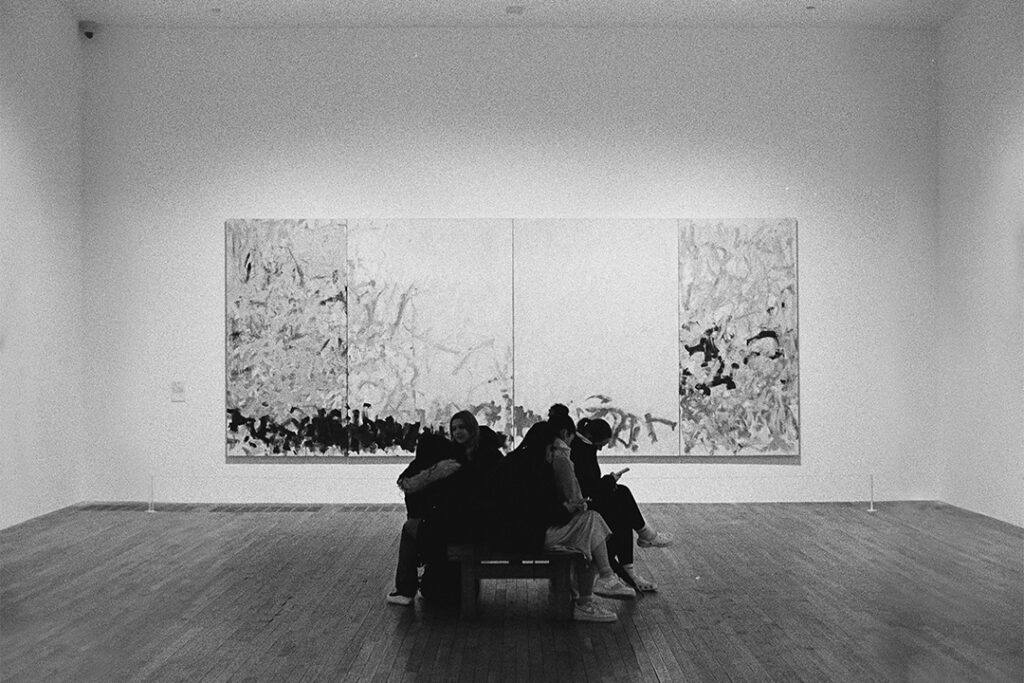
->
<box><xmin>397</xmin><ymin>458</ymin><xmax>461</xmax><ymax>494</ymax></box>
<box><xmin>551</xmin><ymin>450</ymin><xmax>586</xmax><ymax>513</ymax></box>
<box><xmin>574</xmin><ymin>457</ymin><xmax>604</xmax><ymax>497</ymax></box>
<box><xmin>596</xmin><ymin>473</ymin><xmax>618</xmax><ymax>498</ymax></box>
<box><xmin>572</xmin><ymin>445</ymin><xmax>616</xmax><ymax>499</ymax></box>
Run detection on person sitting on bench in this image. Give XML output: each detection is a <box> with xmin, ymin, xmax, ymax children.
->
<box><xmin>387</xmin><ymin>410</ymin><xmax>503</xmax><ymax>606</ymax></box>
<box><xmin>571</xmin><ymin>417</ymin><xmax>673</xmax><ymax>593</ymax></box>
<box><xmin>491</xmin><ymin>410</ymin><xmax>635</xmax><ymax>623</ymax></box>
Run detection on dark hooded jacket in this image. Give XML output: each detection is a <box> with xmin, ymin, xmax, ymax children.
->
<box><xmin>488</xmin><ymin>442</ymin><xmax>571</xmax><ymax>553</ymax></box>
<box><xmin>569</xmin><ymin>437</ymin><xmax>618</xmax><ymax>503</ymax></box>
<box><xmin>399</xmin><ymin>425</ymin><xmax>503</xmax><ymax>542</ymax></box>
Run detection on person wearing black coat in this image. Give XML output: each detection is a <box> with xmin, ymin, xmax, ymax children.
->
<box><xmin>489</xmin><ymin>412</ymin><xmax>635</xmax><ymax>622</ymax></box>
<box><xmin>489</xmin><ymin>422</ymin><xmax>567</xmax><ymax>553</ymax></box>
<box><xmin>386</xmin><ymin>411</ymin><xmax>503</xmax><ymax>606</ymax></box>
<box><xmin>571</xmin><ymin>417</ymin><xmax>674</xmax><ymax>593</ymax></box>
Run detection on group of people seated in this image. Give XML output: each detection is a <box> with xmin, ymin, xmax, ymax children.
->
<box><xmin>386</xmin><ymin>404</ymin><xmax>673</xmax><ymax>623</ymax></box>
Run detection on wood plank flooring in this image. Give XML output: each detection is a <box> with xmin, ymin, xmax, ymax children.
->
<box><xmin>2</xmin><ymin>501</ymin><xmax>1021</xmax><ymax>682</ymax></box>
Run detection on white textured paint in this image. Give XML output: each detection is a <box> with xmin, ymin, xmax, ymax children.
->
<box><xmin>0</xmin><ymin>0</ymin><xmax>87</xmax><ymax>528</ymax></box>
<box><xmin>513</xmin><ymin>218</ymin><xmax>679</xmax><ymax>455</ymax></box>
<box><xmin>937</xmin><ymin>0</ymin><xmax>1024</xmax><ymax>527</ymax></box>
<box><xmin>75</xmin><ymin>25</ymin><xmax>945</xmax><ymax>509</ymax></box>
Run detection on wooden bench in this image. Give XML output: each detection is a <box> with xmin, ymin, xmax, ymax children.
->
<box><xmin>447</xmin><ymin>544</ymin><xmax>583</xmax><ymax>620</ymax></box>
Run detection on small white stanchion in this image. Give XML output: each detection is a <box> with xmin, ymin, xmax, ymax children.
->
<box><xmin>147</xmin><ymin>475</ymin><xmax>156</xmax><ymax>513</ymax></box>
<box><xmin>867</xmin><ymin>474</ymin><xmax>877</xmax><ymax>513</ymax></box>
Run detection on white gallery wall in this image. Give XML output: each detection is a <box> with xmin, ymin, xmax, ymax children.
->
<box><xmin>937</xmin><ymin>0</ymin><xmax>1024</xmax><ymax>527</ymax></box>
<box><xmin>77</xmin><ymin>22</ymin><xmax>943</xmax><ymax>511</ymax></box>
<box><xmin>2</xmin><ymin>0</ymin><xmax>1020</xmax><ymax>528</ymax></box>
<box><xmin>0</xmin><ymin>0</ymin><xmax>87</xmax><ymax>529</ymax></box>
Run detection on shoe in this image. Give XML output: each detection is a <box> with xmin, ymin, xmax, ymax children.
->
<box><xmin>573</xmin><ymin>599</ymin><xmax>617</xmax><ymax>622</ymax></box>
<box><xmin>637</xmin><ymin>531</ymin><xmax>674</xmax><ymax>548</ymax></box>
<box><xmin>386</xmin><ymin>591</ymin><xmax>414</xmax><ymax>606</ymax></box>
<box><xmin>593</xmin><ymin>574</ymin><xmax>636</xmax><ymax>599</ymax></box>
<box><xmin>628</xmin><ymin>573</ymin><xmax>658</xmax><ymax>592</ymax></box>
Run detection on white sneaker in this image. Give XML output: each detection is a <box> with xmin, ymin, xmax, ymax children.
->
<box><xmin>573</xmin><ymin>599</ymin><xmax>617</xmax><ymax>622</ymax></box>
<box><xmin>386</xmin><ymin>591</ymin><xmax>414</xmax><ymax>606</ymax></box>
<box><xmin>593</xmin><ymin>574</ymin><xmax>636</xmax><ymax>599</ymax></box>
<box><xmin>628</xmin><ymin>572</ymin><xmax>658</xmax><ymax>592</ymax></box>
<box><xmin>637</xmin><ymin>530</ymin><xmax>674</xmax><ymax>548</ymax></box>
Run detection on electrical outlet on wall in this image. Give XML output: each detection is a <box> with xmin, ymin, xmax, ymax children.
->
<box><xmin>170</xmin><ymin>381</ymin><xmax>186</xmax><ymax>403</ymax></box>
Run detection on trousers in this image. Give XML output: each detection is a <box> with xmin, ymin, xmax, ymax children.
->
<box><xmin>590</xmin><ymin>484</ymin><xmax>645</xmax><ymax>566</ymax></box>
<box><xmin>394</xmin><ymin>518</ymin><xmax>422</xmax><ymax>596</ymax></box>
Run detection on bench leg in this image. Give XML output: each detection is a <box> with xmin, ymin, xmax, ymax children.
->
<box><xmin>549</xmin><ymin>558</ymin><xmax>574</xmax><ymax>620</ymax></box>
<box><xmin>460</xmin><ymin>559</ymin><xmax>479</xmax><ymax>619</ymax></box>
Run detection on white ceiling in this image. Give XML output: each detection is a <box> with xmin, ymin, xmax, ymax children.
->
<box><xmin>60</xmin><ymin>0</ymin><xmax>968</xmax><ymax>29</ymax></box>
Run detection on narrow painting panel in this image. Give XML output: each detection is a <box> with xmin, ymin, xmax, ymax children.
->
<box><xmin>678</xmin><ymin>219</ymin><xmax>799</xmax><ymax>455</ymax></box>
<box><xmin>514</xmin><ymin>219</ymin><xmax>679</xmax><ymax>455</ymax></box>
<box><xmin>347</xmin><ymin>219</ymin><xmax>513</xmax><ymax>452</ymax></box>
<box><xmin>225</xmin><ymin>219</ymin><xmax>348</xmax><ymax>457</ymax></box>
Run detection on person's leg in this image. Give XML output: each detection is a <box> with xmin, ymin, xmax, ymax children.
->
<box><xmin>613</xmin><ymin>485</ymin><xmax>673</xmax><ymax>547</ymax></box>
<box><xmin>590</xmin><ymin>497</ymin><xmax>631</xmax><ymax>573</ymax></box>
<box><xmin>591</xmin><ymin>536</ymin><xmax>613</xmax><ymax>577</ymax></box>
<box><xmin>388</xmin><ymin>518</ymin><xmax>420</xmax><ymax>603</ymax></box>
<box><xmin>592</xmin><ymin>490</ymin><xmax>637</xmax><ymax>588</ymax></box>
<box><xmin>619</xmin><ymin>561</ymin><xmax>657</xmax><ymax>592</ymax></box>
<box><xmin>608</xmin><ymin>519</ymin><xmax>635</xmax><ymax>568</ymax></box>
<box><xmin>572</xmin><ymin>558</ymin><xmax>618</xmax><ymax>622</ymax></box>
<box><xmin>576</xmin><ymin>557</ymin><xmax>597</xmax><ymax>599</ymax></box>
<box><xmin>418</xmin><ymin>516</ymin><xmax>457</xmax><ymax>602</ymax></box>
<box><xmin>608</xmin><ymin>486</ymin><xmax>662</xmax><ymax>589</ymax></box>
<box><xmin>589</xmin><ymin>517</ymin><xmax>636</xmax><ymax>599</ymax></box>
<box><xmin>612</xmin><ymin>485</ymin><xmax>646</xmax><ymax>533</ymax></box>
<box><xmin>606</xmin><ymin>547</ymin><xmax>628</xmax><ymax>585</ymax></box>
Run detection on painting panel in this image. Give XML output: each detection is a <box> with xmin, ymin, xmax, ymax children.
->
<box><xmin>225</xmin><ymin>219</ymin><xmax>348</xmax><ymax>457</ymax></box>
<box><xmin>347</xmin><ymin>219</ymin><xmax>513</xmax><ymax>452</ymax></box>
<box><xmin>678</xmin><ymin>218</ymin><xmax>799</xmax><ymax>455</ymax></box>
<box><xmin>513</xmin><ymin>219</ymin><xmax>679</xmax><ymax>455</ymax></box>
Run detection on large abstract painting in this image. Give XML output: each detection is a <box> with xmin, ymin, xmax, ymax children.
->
<box><xmin>226</xmin><ymin>218</ymin><xmax>512</xmax><ymax>458</ymax></box>
<box><xmin>346</xmin><ymin>219</ymin><xmax>513</xmax><ymax>447</ymax></box>
<box><xmin>226</xmin><ymin>219</ymin><xmax>348</xmax><ymax>456</ymax></box>
<box><xmin>513</xmin><ymin>219</ymin><xmax>679</xmax><ymax>455</ymax></box>
<box><xmin>225</xmin><ymin>217</ymin><xmax>798</xmax><ymax>459</ymax></box>
<box><xmin>678</xmin><ymin>219</ymin><xmax>799</xmax><ymax>455</ymax></box>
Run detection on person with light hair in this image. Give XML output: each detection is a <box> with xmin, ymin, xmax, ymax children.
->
<box><xmin>387</xmin><ymin>410</ymin><xmax>502</xmax><ymax>606</ymax></box>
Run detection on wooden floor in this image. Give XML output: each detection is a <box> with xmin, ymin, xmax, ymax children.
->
<box><xmin>2</xmin><ymin>501</ymin><xmax>1021</xmax><ymax>682</ymax></box>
